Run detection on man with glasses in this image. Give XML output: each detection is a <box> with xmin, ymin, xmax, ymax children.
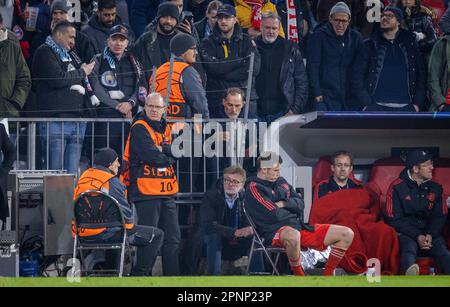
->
<box><xmin>314</xmin><ymin>151</ymin><xmax>362</xmax><ymax>201</ymax></box>
<box><xmin>306</xmin><ymin>1</ymin><xmax>363</xmax><ymax>111</ymax></box>
<box><xmin>200</xmin><ymin>165</ymin><xmax>261</xmax><ymax>275</ymax></box>
<box><xmin>385</xmin><ymin>150</ymin><xmax>450</xmax><ymax>275</ymax></box>
<box><xmin>353</xmin><ymin>6</ymin><xmax>426</xmax><ymax>112</ymax></box>
<box><xmin>123</xmin><ymin>92</ymin><xmax>180</xmax><ymax>275</ymax></box>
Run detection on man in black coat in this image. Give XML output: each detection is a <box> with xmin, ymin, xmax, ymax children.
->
<box><xmin>256</xmin><ymin>12</ymin><xmax>308</xmax><ymax>124</ymax></box>
<box><xmin>0</xmin><ymin>123</ymin><xmax>15</xmax><ymax>228</ymax></box>
<box><xmin>200</xmin><ymin>4</ymin><xmax>261</xmax><ymax>118</ymax></box>
<box><xmin>200</xmin><ymin>165</ymin><xmax>261</xmax><ymax>275</ymax></box>
<box><xmin>385</xmin><ymin>150</ymin><xmax>450</xmax><ymax>275</ymax></box>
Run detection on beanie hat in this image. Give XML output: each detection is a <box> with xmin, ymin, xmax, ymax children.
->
<box><xmin>157</xmin><ymin>2</ymin><xmax>180</xmax><ymax>23</ymax></box>
<box><xmin>51</xmin><ymin>0</ymin><xmax>71</xmax><ymax>14</ymax></box>
<box><xmin>384</xmin><ymin>6</ymin><xmax>404</xmax><ymax>23</ymax></box>
<box><xmin>170</xmin><ymin>33</ymin><xmax>196</xmax><ymax>56</ymax></box>
<box><xmin>94</xmin><ymin>148</ymin><xmax>118</xmax><ymax>168</ymax></box>
<box><xmin>329</xmin><ymin>1</ymin><xmax>351</xmax><ymax>17</ymax></box>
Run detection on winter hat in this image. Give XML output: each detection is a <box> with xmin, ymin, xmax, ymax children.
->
<box><xmin>170</xmin><ymin>33</ymin><xmax>196</xmax><ymax>56</ymax></box>
<box><xmin>51</xmin><ymin>0</ymin><xmax>71</xmax><ymax>14</ymax></box>
<box><xmin>157</xmin><ymin>2</ymin><xmax>180</xmax><ymax>23</ymax></box>
<box><xmin>94</xmin><ymin>148</ymin><xmax>118</xmax><ymax>168</ymax></box>
<box><xmin>329</xmin><ymin>1</ymin><xmax>351</xmax><ymax>17</ymax></box>
<box><xmin>384</xmin><ymin>6</ymin><xmax>404</xmax><ymax>23</ymax></box>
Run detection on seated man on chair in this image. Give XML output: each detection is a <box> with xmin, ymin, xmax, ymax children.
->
<box><xmin>200</xmin><ymin>164</ymin><xmax>263</xmax><ymax>275</ymax></box>
<box><xmin>385</xmin><ymin>149</ymin><xmax>450</xmax><ymax>275</ymax></box>
<box><xmin>245</xmin><ymin>151</ymin><xmax>354</xmax><ymax>276</ymax></box>
<box><xmin>73</xmin><ymin>148</ymin><xmax>164</xmax><ymax>276</ymax></box>
<box><xmin>314</xmin><ymin>151</ymin><xmax>362</xmax><ymax>201</ymax></box>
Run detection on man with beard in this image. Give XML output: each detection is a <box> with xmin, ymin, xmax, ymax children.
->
<box><xmin>313</xmin><ymin>151</ymin><xmax>362</xmax><ymax>201</ymax></box>
<box><xmin>353</xmin><ymin>6</ymin><xmax>426</xmax><ymax>112</ymax></box>
<box><xmin>200</xmin><ymin>4</ymin><xmax>260</xmax><ymax>118</ymax></box>
<box><xmin>82</xmin><ymin>0</ymin><xmax>134</xmax><ymax>53</ymax></box>
<box><xmin>133</xmin><ymin>2</ymin><xmax>181</xmax><ymax>82</ymax></box>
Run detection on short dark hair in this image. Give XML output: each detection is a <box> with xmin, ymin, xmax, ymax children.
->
<box><xmin>224</xmin><ymin>87</ymin><xmax>245</xmax><ymax>101</ymax></box>
<box><xmin>52</xmin><ymin>20</ymin><xmax>75</xmax><ymax>35</ymax></box>
<box><xmin>98</xmin><ymin>0</ymin><xmax>116</xmax><ymax>10</ymax></box>
<box><xmin>256</xmin><ymin>151</ymin><xmax>282</xmax><ymax>170</ymax></box>
<box><xmin>331</xmin><ymin>150</ymin><xmax>353</xmax><ymax>166</ymax></box>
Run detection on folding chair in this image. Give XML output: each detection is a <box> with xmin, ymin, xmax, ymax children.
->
<box><xmin>243</xmin><ymin>204</ymin><xmax>286</xmax><ymax>276</ymax></box>
<box><xmin>72</xmin><ymin>190</ymin><xmax>129</xmax><ymax>277</ymax></box>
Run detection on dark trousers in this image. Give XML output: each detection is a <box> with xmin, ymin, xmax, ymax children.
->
<box><xmin>399</xmin><ymin>234</ymin><xmax>450</xmax><ymax>274</ymax></box>
<box><xmin>128</xmin><ymin>225</ymin><xmax>164</xmax><ymax>276</ymax></box>
<box><xmin>134</xmin><ymin>198</ymin><xmax>181</xmax><ymax>276</ymax></box>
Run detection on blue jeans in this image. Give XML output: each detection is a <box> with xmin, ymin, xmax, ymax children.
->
<box><xmin>39</xmin><ymin>122</ymin><xmax>86</xmax><ymax>174</ymax></box>
<box><xmin>205</xmin><ymin>233</ymin><xmax>264</xmax><ymax>275</ymax></box>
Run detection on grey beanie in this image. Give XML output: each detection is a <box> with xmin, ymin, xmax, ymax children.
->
<box><xmin>51</xmin><ymin>0</ymin><xmax>71</xmax><ymax>14</ymax></box>
<box><xmin>94</xmin><ymin>148</ymin><xmax>118</xmax><ymax>168</ymax></box>
<box><xmin>329</xmin><ymin>1</ymin><xmax>351</xmax><ymax>17</ymax></box>
<box><xmin>170</xmin><ymin>33</ymin><xmax>196</xmax><ymax>56</ymax></box>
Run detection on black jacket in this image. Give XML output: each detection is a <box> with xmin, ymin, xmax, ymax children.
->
<box><xmin>314</xmin><ymin>176</ymin><xmax>362</xmax><ymax>200</ymax></box>
<box><xmin>352</xmin><ymin>29</ymin><xmax>426</xmax><ymax>110</ymax></box>
<box><xmin>200</xmin><ymin>23</ymin><xmax>261</xmax><ymax>116</ymax></box>
<box><xmin>306</xmin><ymin>22</ymin><xmax>363</xmax><ymax>111</ymax></box>
<box><xmin>128</xmin><ymin>112</ymin><xmax>176</xmax><ymax>202</ymax></box>
<box><xmin>244</xmin><ymin>176</ymin><xmax>313</xmax><ymax>243</ymax></box>
<box><xmin>256</xmin><ymin>36</ymin><xmax>308</xmax><ymax>114</ymax></box>
<box><xmin>200</xmin><ymin>178</ymin><xmax>248</xmax><ymax>238</ymax></box>
<box><xmin>400</xmin><ymin>5</ymin><xmax>438</xmax><ymax>53</ymax></box>
<box><xmin>0</xmin><ymin>123</ymin><xmax>15</xmax><ymax>222</ymax></box>
<box><xmin>385</xmin><ymin>168</ymin><xmax>446</xmax><ymax>240</ymax></box>
<box><xmin>32</xmin><ymin>44</ymin><xmax>87</xmax><ymax>117</ymax></box>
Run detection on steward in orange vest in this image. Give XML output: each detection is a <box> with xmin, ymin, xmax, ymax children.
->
<box><xmin>148</xmin><ymin>33</ymin><xmax>209</xmax><ymax>120</ymax></box>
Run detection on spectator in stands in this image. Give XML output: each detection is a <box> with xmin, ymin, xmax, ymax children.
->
<box><xmin>271</xmin><ymin>0</ymin><xmax>311</xmax><ymax>48</ymax></box>
<box><xmin>90</xmin><ymin>25</ymin><xmax>145</xmax><ymax>155</ymax></box>
<box><xmin>306</xmin><ymin>2</ymin><xmax>363</xmax><ymax>111</ymax></box>
<box><xmin>353</xmin><ymin>6</ymin><xmax>426</xmax><ymax>112</ymax></box>
<box><xmin>234</xmin><ymin>0</ymin><xmax>285</xmax><ymax>39</ymax></box>
<box><xmin>0</xmin><ymin>12</ymin><xmax>31</xmax><ymax>118</ymax></box>
<box><xmin>149</xmin><ymin>33</ymin><xmax>209</xmax><ymax>120</ymax></box>
<box><xmin>396</xmin><ymin>0</ymin><xmax>437</xmax><ymax>58</ymax></box>
<box><xmin>185</xmin><ymin>0</ymin><xmax>211</xmax><ymax>23</ymax></box>
<box><xmin>167</xmin><ymin>0</ymin><xmax>202</xmax><ymax>45</ymax></box>
<box><xmin>124</xmin><ymin>92</ymin><xmax>180</xmax><ymax>276</ymax></box>
<box><xmin>256</xmin><ymin>12</ymin><xmax>308</xmax><ymax>124</ymax></box>
<box><xmin>82</xmin><ymin>0</ymin><xmax>134</xmax><ymax>53</ymax></box>
<box><xmin>439</xmin><ymin>5</ymin><xmax>450</xmax><ymax>34</ymax></box>
<box><xmin>245</xmin><ymin>151</ymin><xmax>354</xmax><ymax>276</ymax></box>
<box><xmin>129</xmin><ymin>0</ymin><xmax>161</xmax><ymax>38</ymax></box>
<box><xmin>0</xmin><ymin>123</ymin><xmax>15</xmax><ymax>227</ymax></box>
<box><xmin>74</xmin><ymin>148</ymin><xmax>164</xmax><ymax>276</ymax></box>
<box><xmin>29</xmin><ymin>0</ymin><xmax>96</xmax><ymax>67</ymax></box>
<box><xmin>385</xmin><ymin>149</ymin><xmax>450</xmax><ymax>275</ymax></box>
<box><xmin>33</xmin><ymin>21</ymin><xmax>95</xmax><ymax>174</ymax></box>
<box><xmin>195</xmin><ymin>0</ymin><xmax>221</xmax><ymax>40</ymax></box>
<box><xmin>314</xmin><ymin>151</ymin><xmax>362</xmax><ymax>201</ymax></box>
<box><xmin>200</xmin><ymin>165</ymin><xmax>262</xmax><ymax>275</ymax></box>
<box><xmin>428</xmin><ymin>27</ymin><xmax>450</xmax><ymax>112</ymax></box>
<box><xmin>200</xmin><ymin>4</ymin><xmax>261</xmax><ymax>118</ymax></box>
<box><xmin>133</xmin><ymin>2</ymin><xmax>181</xmax><ymax>82</ymax></box>
<box><xmin>316</xmin><ymin>0</ymin><xmax>366</xmax><ymax>29</ymax></box>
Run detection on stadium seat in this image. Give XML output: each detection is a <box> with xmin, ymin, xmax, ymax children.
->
<box><xmin>433</xmin><ymin>158</ymin><xmax>450</xmax><ymax>250</ymax></box>
<box><xmin>366</xmin><ymin>157</ymin><xmax>404</xmax><ymax>215</ymax></box>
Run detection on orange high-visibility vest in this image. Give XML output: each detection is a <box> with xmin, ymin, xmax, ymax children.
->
<box><xmin>149</xmin><ymin>61</ymin><xmax>190</xmax><ymax>119</ymax></box>
<box><xmin>121</xmin><ymin>119</ymin><xmax>179</xmax><ymax>196</ymax></box>
<box><xmin>73</xmin><ymin>168</ymin><xmax>133</xmax><ymax>237</ymax></box>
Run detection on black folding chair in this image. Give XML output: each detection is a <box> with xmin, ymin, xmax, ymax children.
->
<box><xmin>242</xmin><ymin>204</ymin><xmax>286</xmax><ymax>276</ymax></box>
<box><xmin>72</xmin><ymin>190</ymin><xmax>129</xmax><ymax>277</ymax></box>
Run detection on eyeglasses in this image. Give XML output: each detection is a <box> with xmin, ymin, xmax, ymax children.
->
<box><xmin>331</xmin><ymin>18</ymin><xmax>350</xmax><ymax>24</ymax></box>
<box><xmin>381</xmin><ymin>13</ymin><xmax>396</xmax><ymax>20</ymax></box>
<box><xmin>224</xmin><ymin>178</ymin><xmax>243</xmax><ymax>185</ymax></box>
<box><xmin>145</xmin><ymin>104</ymin><xmax>165</xmax><ymax>110</ymax></box>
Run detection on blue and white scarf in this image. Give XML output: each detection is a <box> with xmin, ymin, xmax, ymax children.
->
<box><xmin>45</xmin><ymin>35</ymin><xmax>72</xmax><ymax>62</ymax></box>
<box><xmin>103</xmin><ymin>47</ymin><xmax>117</xmax><ymax>70</ymax></box>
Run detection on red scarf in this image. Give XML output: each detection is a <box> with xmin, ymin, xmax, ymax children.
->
<box><xmin>447</xmin><ymin>89</ymin><xmax>450</xmax><ymax>105</ymax></box>
<box><xmin>244</xmin><ymin>0</ymin><xmax>263</xmax><ymax>30</ymax></box>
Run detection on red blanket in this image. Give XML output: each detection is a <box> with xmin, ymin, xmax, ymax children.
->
<box><xmin>309</xmin><ymin>189</ymin><xmax>400</xmax><ymax>275</ymax></box>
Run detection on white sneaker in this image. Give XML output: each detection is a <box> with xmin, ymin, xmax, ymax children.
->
<box><xmin>405</xmin><ymin>264</ymin><xmax>420</xmax><ymax>276</ymax></box>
